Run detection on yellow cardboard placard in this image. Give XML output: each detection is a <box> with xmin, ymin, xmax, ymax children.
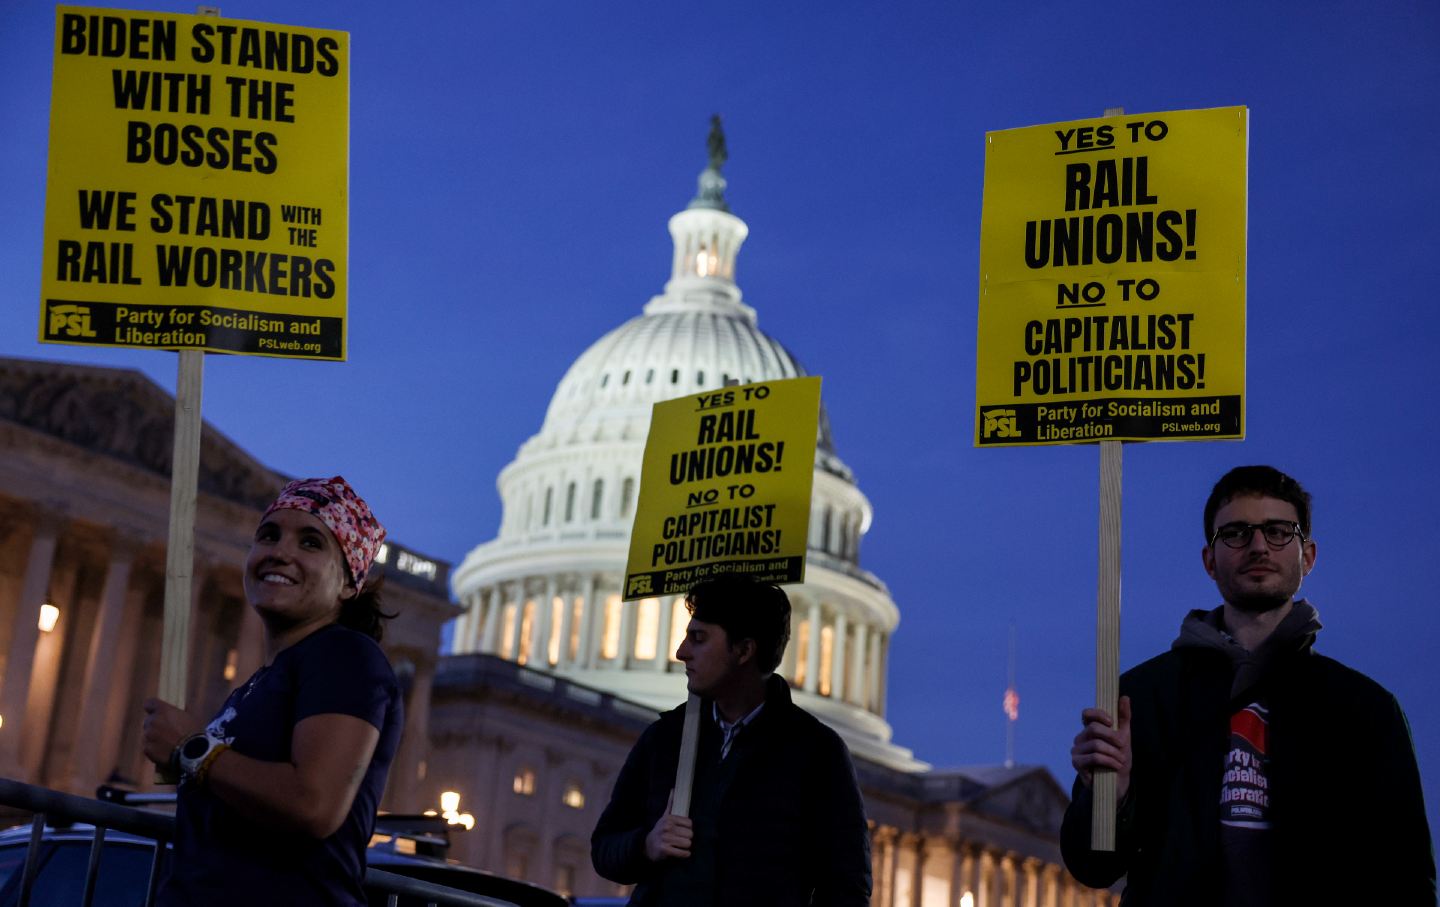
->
<box><xmin>39</xmin><ymin>7</ymin><xmax>350</xmax><ymax>360</ymax></box>
<box><xmin>623</xmin><ymin>377</ymin><xmax>821</xmax><ymax>601</ymax></box>
<box><xmin>976</xmin><ymin>107</ymin><xmax>1248</xmax><ymax>445</ymax></box>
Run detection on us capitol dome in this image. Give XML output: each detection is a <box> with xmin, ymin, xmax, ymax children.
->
<box><xmin>450</xmin><ymin>122</ymin><xmax>924</xmax><ymax>772</ymax></box>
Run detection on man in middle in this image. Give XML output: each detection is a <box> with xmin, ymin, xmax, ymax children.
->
<box><xmin>591</xmin><ymin>576</ymin><xmax>872</xmax><ymax>906</ymax></box>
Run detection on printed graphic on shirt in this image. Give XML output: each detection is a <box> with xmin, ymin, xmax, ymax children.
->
<box><xmin>205</xmin><ymin>705</ymin><xmax>237</xmax><ymax>745</ymax></box>
<box><xmin>1219</xmin><ymin>702</ymin><xmax>1270</xmax><ymax>829</ymax></box>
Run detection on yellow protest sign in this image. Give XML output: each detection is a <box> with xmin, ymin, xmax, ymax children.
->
<box><xmin>976</xmin><ymin>107</ymin><xmax>1248</xmax><ymax>446</ymax></box>
<box><xmin>39</xmin><ymin>7</ymin><xmax>349</xmax><ymax>360</ymax></box>
<box><xmin>623</xmin><ymin>377</ymin><xmax>821</xmax><ymax>601</ymax></box>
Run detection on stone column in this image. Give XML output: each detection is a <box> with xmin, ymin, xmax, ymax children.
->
<box><xmin>617</xmin><ymin>594</ymin><xmax>636</xmax><ymax>668</ymax></box>
<box><xmin>867</xmin><ymin>629</ymin><xmax>884</xmax><ymax>712</ymax></box>
<box><xmin>849</xmin><ymin>622</ymin><xmax>869</xmax><ymax>706</ymax></box>
<box><xmin>480</xmin><ymin>587</ymin><xmax>501</xmax><ymax>654</ymax></box>
<box><xmin>869</xmin><ymin>825</ymin><xmax>888</xmax><ymax>907</ymax></box>
<box><xmin>803</xmin><ymin>598</ymin><xmax>821</xmax><ymax>693</ymax></box>
<box><xmin>910</xmin><ymin>834</ymin><xmax>927</xmax><ymax>907</ymax></box>
<box><xmin>506</xmin><ymin>580</ymin><xmax>526</xmax><ymax>662</ymax></box>
<box><xmin>874</xmin><ymin>632</ymin><xmax>890</xmax><ymax>718</ymax></box>
<box><xmin>460</xmin><ymin>590</ymin><xmax>483</xmax><ymax>653</ymax></box>
<box><xmin>68</xmin><ymin>532</ymin><xmax>142</xmax><ymax>790</ymax></box>
<box><xmin>977</xmin><ymin>850</ymin><xmax>996</xmax><ymax>907</ymax></box>
<box><xmin>578</xmin><ymin>575</ymin><xmax>599</xmax><ymax>668</ymax></box>
<box><xmin>389</xmin><ymin>654</ymin><xmax>434</xmax><ymax>812</ymax></box>
<box><xmin>1040</xmin><ymin>864</ymin><xmax>1060</xmax><ymax>907</ymax></box>
<box><xmin>886</xmin><ymin>831</ymin><xmax>905</xmax><ymax>907</ymax></box>
<box><xmin>1000</xmin><ymin>854</ymin><xmax>1018</xmax><ymax>907</ymax></box>
<box><xmin>830</xmin><ymin>611</ymin><xmax>848</xmax><ymax>700</ymax></box>
<box><xmin>952</xmin><ymin>843</ymin><xmax>977</xmax><ymax>907</ymax></box>
<box><xmin>0</xmin><ymin>511</ymin><xmax>64</xmax><ymax>778</ymax></box>
<box><xmin>654</xmin><ymin>595</ymin><xmax>674</xmax><ymax>671</ymax></box>
<box><xmin>1022</xmin><ymin>858</ymin><xmax>1042</xmax><ymax>907</ymax></box>
<box><xmin>535</xmin><ymin>575</ymin><xmax>557</xmax><ymax>667</ymax></box>
<box><xmin>556</xmin><ymin>580</ymin><xmax>575</xmax><ymax>668</ymax></box>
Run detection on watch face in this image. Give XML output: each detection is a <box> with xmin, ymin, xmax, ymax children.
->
<box><xmin>182</xmin><ymin>735</ymin><xmax>211</xmax><ymax>759</ymax></box>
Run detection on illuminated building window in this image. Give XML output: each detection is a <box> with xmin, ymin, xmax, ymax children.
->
<box><xmin>547</xmin><ymin>596</ymin><xmax>563</xmax><ymax>666</ymax></box>
<box><xmin>794</xmin><ymin>620</ymin><xmax>811</xmax><ymax>687</ymax></box>
<box><xmin>562</xmin><ymin>780</ymin><xmax>585</xmax><ymax>809</ymax></box>
<box><xmin>819</xmin><ymin>624</ymin><xmax>834</xmax><ymax>697</ymax></box>
<box><xmin>517</xmin><ymin>600</ymin><xmax>535</xmax><ymax>665</ymax></box>
<box><xmin>633</xmin><ymin>598</ymin><xmax>659</xmax><ymax>660</ymax></box>
<box><xmin>565</xmin><ymin>482</ymin><xmax>576</xmax><ymax>522</ymax></box>
<box><xmin>223</xmin><ymin>648</ymin><xmax>238</xmax><ymax>682</ymax></box>
<box><xmin>668</xmin><ymin>598</ymin><xmax>688</xmax><ymax>662</ymax></box>
<box><xmin>500</xmin><ymin>604</ymin><xmax>518</xmax><ymax>659</ymax></box>
<box><xmin>513</xmin><ymin>766</ymin><xmax>536</xmax><ymax>796</ymax></box>
<box><xmin>590</xmin><ymin>480</ymin><xmax>603</xmax><ymax>520</ymax></box>
<box><xmin>620</xmin><ymin>478</ymin><xmax>635</xmax><ymax>517</ymax></box>
<box><xmin>601</xmin><ymin>595</ymin><xmax>623</xmax><ymax>660</ymax></box>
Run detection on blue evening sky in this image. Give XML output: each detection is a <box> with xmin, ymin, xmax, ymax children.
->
<box><xmin>3</xmin><ymin>0</ymin><xmax>1437</xmax><ymax>837</ymax></box>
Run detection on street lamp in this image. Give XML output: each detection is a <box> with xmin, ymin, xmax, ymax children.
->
<box><xmin>38</xmin><ymin>603</ymin><xmax>60</xmax><ymax>633</ymax></box>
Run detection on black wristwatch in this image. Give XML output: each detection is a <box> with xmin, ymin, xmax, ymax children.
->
<box><xmin>176</xmin><ymin>733</ymin><xmax>221</xmax><ymax>780</ymax></box>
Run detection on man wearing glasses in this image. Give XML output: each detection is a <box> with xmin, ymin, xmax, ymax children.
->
<box><xmin>1061</xmin><ymin>465</ymin><xmax>1435</xmax><ymax>906</ymax></box>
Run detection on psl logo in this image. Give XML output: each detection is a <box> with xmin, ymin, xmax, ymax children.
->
<box><xmin>981</xmin><ymin>408</ymin><xmax>1020</xmax><ymax>438</ymax></box>
<box><xmin>626</xmin><ymin>574</ymin><xmax>654</xmax><ymax>597</ymax></box>
<box><xmin>49</xmin><ymin>304</ymin><xmax>96</xmax><ymax>338</ymax></box>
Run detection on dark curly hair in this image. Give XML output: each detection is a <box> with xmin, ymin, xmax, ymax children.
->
<box><xmin>337</xmin><ymin>573</ymin><xmax>396</xmax><ymax>642</ymax></box>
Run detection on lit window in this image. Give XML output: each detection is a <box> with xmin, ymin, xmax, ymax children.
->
<box><xmin>513</xmin><ymin>767</ymin><xmax>536</xmax><ymax>796</ymax></box>
<box><xmin>568</xmin><ymin>597</ymin><xmax>584</xmax><ymax>661</ymax></box>
<box><xmin>794</xmin><ymin>620</ymin><xmax>811</xmax><ymax>687</ymax></box>
<box><xmin>500</xmin><ymin>604</ymin><xmax>518</xmax><ymax>659</ymax></box>
<box><xmin>517</xmin><ymin>600</ymin><xmax>535</xmax><ymax>665</ymax></box>
<box><xmin>819</xmin><ymin>624</ymin><xmax>835</xmax><ymax>696</ymax></box>
<box><xmin>562</xmin><ymin>780</ymin><xmax>585</xmax><ymax>809</ymax></box>
<box><xmin>547</xmin><ymin>596</ymin><xmax>564</xmax><ymax>666</ymax></box>
<box><xmin>223</xmin><ymin>648</ymin><xmax>238</xmax><ymax>682</ymax></box>
<box><xmin>634</xmin><ymin>598</ymin><xmax>659</xmax><ymax>660</ymax></box>
<box><xmin>601</xmin><ymin>595</ymin><xmax>623</xmax><ymax>660</ymax></box>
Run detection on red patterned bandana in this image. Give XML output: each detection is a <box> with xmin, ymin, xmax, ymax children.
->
<box><xmin>262</xmin><ymin>476</ymin><xmax>386</xmax><ymax>587</ymax></box>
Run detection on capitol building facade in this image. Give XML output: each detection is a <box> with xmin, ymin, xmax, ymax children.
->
<box><xmin>445</xmin><ymin>142</ymin><xmax>920</xmax><ymax>773</ymax></box>
<box><xmin>427</xmin><ymin>135</ymin><xmax>1118</xmax><ymax>906</ymax></box>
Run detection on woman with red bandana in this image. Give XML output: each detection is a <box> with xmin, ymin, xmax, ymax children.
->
<box><xmin>142</xmin><ymin>476</ymin><xmax>404</xmax><ymax>907</ymax></box>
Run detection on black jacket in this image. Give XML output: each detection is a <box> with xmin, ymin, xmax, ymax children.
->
<box><xmin>591</xmin><ymin>675</ymin><xmax>871</xmax><ymax>906</ymax></box>
<box><xmin>1061</xmin><ymin>642</ymin><xmax>1435</xmax><ymax>906</ymax></box>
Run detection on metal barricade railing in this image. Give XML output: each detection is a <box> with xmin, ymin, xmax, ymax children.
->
<box><xmin>0</xmin><ymin>777</ymin><xmax>504</xmax><ymax>907</ymax></box>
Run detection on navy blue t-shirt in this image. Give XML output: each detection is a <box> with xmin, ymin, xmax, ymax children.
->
<box><xmin>159</xmin><ymin>623</ymin><xmax>404</xmax><ymax>907</ymax></box>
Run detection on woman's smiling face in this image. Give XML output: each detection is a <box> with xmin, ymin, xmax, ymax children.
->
<box><xmin>243</xmin><ymin>507</ymin><xmax>355</xmax><ymax>629</ymax></box>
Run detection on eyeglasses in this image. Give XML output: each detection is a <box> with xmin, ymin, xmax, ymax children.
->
<box><xmin>1209</xmin><ymin>520</ymin><xmax>1306</xmax><ymax>550</ymax></box>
